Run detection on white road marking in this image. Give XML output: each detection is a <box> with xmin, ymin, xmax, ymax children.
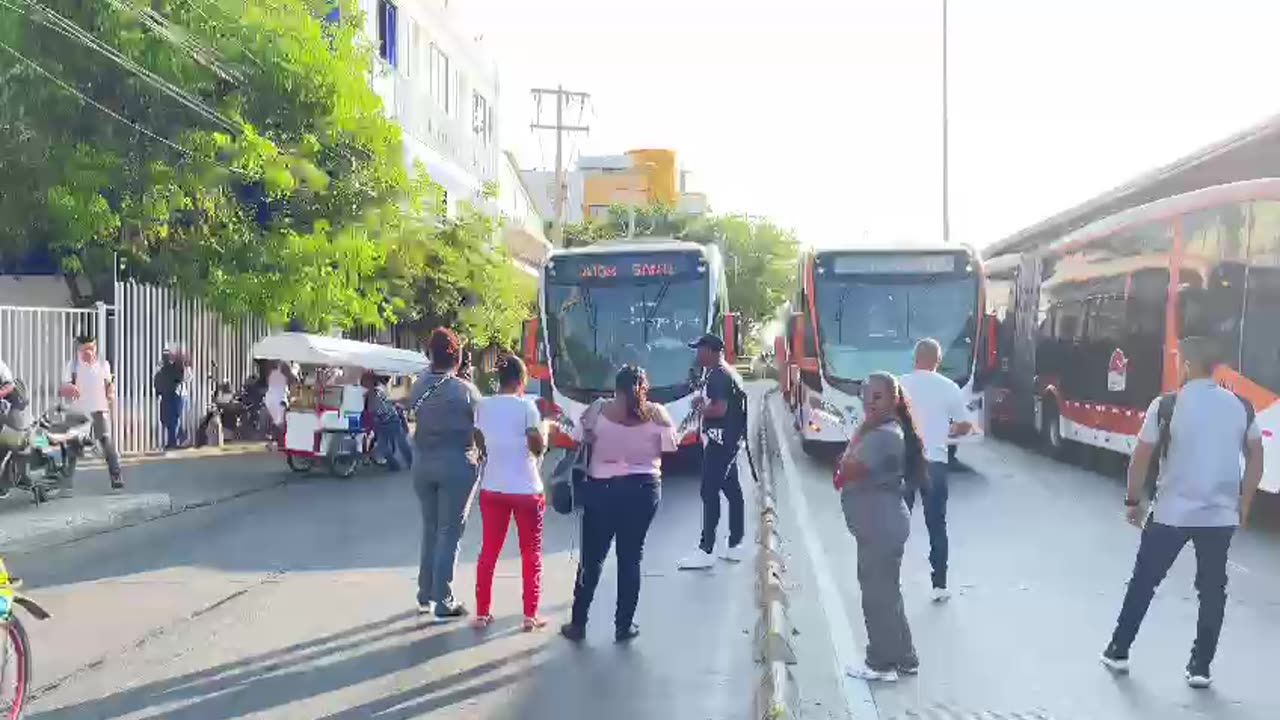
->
<box><xmin>768</xmin><ymin>399</ymin><xmax>880</xmax><ymax>720</ymax></box>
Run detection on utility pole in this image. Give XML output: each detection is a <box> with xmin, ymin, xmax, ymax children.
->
<box><xmin>941</xmin><ymin>0</ymin><xmax>950</xmax><ymax>244</ymax></box>
<box><xmin>530</xmin><ymin>86</ymin><xmax>590</xmax><ymax>246</ymax></box>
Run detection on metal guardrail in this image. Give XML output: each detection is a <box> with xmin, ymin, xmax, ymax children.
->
<box><xmin>753</xmin><ymin>391</ymin><xmax>800</xmax><ymax>719</ymax></box>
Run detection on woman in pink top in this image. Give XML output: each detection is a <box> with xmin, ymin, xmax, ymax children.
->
<box><xmin>560</xmin><ymin>366</ymin><xmax>677</xmax><ymax>644</ymax></box>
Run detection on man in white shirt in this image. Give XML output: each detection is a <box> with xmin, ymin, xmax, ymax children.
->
<box><xmin>60</xmin><ymin>335</ymin><xmax>124</xmax><ymax>491</ymax></box>
<box><xmin>899</xmin><ymin>338</ymin><xmax>972</xmax><ymax>602</ymax></box>
<box><xmin>1101</xmin><ymin>337</ymin><xmax>1264</xmax><ymax>689</ymax></box>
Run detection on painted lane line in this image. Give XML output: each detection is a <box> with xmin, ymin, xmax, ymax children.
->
<box><xmin>767</xmin><ymin>399</ymin><xmax>880</xmax><ymax>720</ymax></box>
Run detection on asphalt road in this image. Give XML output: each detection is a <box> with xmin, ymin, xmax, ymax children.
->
<box><xmin>767</xmin><ymin>392</ymin><xmax>1280</xmax><ymax>720</ymax></box>
<box><xmin>10</xmin><ymin>440</ymin><xmax>759</xmax><ymax>718</ymax></box>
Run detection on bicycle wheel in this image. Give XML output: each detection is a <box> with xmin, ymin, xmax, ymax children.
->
<box><xmin>1</xmin><ymin>616</ymin><xmax>31</xmax><ymax>720</ymax></box>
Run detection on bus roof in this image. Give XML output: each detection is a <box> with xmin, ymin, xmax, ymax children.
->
<box><xmin>810</xmin><ymin>243</ymin><xmax>979</xmax><ymax>258</ymax></box>
<box><xmin>1046</xmin><ymin>177</ymin><xmax>1280</xmax><ymax>257</ymax></box>
<box><xmin>549</xmin><ymin>238</ymin><xmax>708</xmax><ymax>258</ymax></box>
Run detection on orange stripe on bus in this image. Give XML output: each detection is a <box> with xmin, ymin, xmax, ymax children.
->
<box><xmin>1213</xmin><ymin>366</ymin><xmax>1279</xmax><ymax>413</ymax></box>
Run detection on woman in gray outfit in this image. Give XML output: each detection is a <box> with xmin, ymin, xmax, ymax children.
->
<box><xmin>834</xmin><ymin>371</ymin><xmax>926</xmax><ymax>682</ymax></box>
<box><xmin>409</xmin><ymin>328</ymin><xmax>482</xmax><ymax>619</ymax></box>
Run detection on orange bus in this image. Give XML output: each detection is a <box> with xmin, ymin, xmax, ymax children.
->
<box><xmin>985</xmin><ymin>178</ymin><xmax>1280</xmax><ymax>492</ymax></box>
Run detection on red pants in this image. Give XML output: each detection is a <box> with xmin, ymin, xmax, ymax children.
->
<box><xmin>475</xmin><ymin>490</ymin><xmax>545</xmax><ymax>618</ymax></box>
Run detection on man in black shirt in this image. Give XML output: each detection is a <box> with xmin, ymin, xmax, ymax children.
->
<box><xmin>679</xmin><ymin>334</ymin><xmax>748</xmax><ymax>569</ymax></box>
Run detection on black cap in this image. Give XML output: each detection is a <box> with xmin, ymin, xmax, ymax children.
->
<box><xmin>689</xmin><ymin>334</ymin><xmax>725</xmax><ymax>352</ymax></box>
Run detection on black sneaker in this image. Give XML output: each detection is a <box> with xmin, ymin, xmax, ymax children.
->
<box><xmin>560</xmin><ymin>623</ymin><xmax>586</xmax><ymax>642</ymax></box>
<box><xmin>434</xmin><ymin>601</ymin><xmax>469</xmax><ymax>620</ymax></box>
<box><xmin>897</xmin><ymin>662</ymin><xmax>920</xmax><ymax>675</ymax></box>
<box><xmin>1101</xmin><ymin>647</ymin><xmax>1130</xmax><ymax>674</ymax></box>
<box><xmin>110</xmin><ymin>476</ymin><xmax>124</xmax><ymax>490</ymax></box>
<box><xmin>615</xmin><ymin>624</ymin><xmax>640</xmax><ymax>643</ymax></box>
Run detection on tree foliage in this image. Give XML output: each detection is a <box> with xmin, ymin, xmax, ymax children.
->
<box><xmin>0</xmin><ymin>0</ymin><xmax>509</xmax><ymax>337</ymax></box>
<box><xmin>561</xmin><ymin>205</ymin><xmax>800</xmax><ymax>345</ymax></box>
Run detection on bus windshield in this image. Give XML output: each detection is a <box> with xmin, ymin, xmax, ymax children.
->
<box><xmin>545</xmin><ymin>277</ymin><xmax>709</xmax><ymax>393</ymax></box>
<box><xmin>814</xmin><ymin>275</ymin><xmax>978</xmax><ymax>385</ymax></box>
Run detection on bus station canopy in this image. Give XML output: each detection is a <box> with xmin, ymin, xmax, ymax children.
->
<box><xmin>251</xmin><ymin>332</ymin><xmax>428</xmax><ymax>376</ymax></box>
<box><xmin>987</xmin><ymin>110</ymin><xmax>1280</xmax><ymax>259</ymax></box>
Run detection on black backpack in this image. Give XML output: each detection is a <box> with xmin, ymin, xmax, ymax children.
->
<box><xmin>1144</xmin><ymin>390</ymin><xmax>1255</xmax><ymax>500</ymax></box>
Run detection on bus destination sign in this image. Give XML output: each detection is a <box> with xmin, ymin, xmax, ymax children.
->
<box><xmin>829</xmin><ymin>253</ymin><xmax>958</xmax><ymax>275</ymax></box>
<box><xmin>552</xmin><ymin>252</ymin><xmax>701</xmax><ymax>281</ymax></box>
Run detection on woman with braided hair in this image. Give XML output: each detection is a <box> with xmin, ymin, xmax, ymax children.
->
<box><xmin>834</xmin><ymin>371</ymin><xmax>926</xmax><ymax>682</ymax></box>
<box><xmin>561</xmin><ymin>365</ymin><xmax>677</xmax><ymax>643</ymax></box>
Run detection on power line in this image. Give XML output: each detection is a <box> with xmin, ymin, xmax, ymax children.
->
<box><xmin>530</xmin><ymin>85</ymin><xmax>590</xmax><ymax>246</ymax></box>
<box><xmin>0</xmin><ymin>36</ymin><xmax>196</xmax><ymax>159</ymax></box>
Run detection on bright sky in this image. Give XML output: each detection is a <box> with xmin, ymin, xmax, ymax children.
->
<box><xmin>465</xmin><ymin>0</ymin><xmax>1280</xmax><ymax>250</ymax></box>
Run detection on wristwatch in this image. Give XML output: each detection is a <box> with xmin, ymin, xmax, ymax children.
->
<box><xmin>1124</xmin><ymin>496</ymin><xmax>1141</xmax><ymax>507</ymax></box>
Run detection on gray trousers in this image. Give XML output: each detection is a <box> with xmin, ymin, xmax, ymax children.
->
<box><xmin>842</xmin><ymin>490</ymin><xmax>917</xmax><ymax>671</ymax></box>
<box><xmin>413</xmin><ymin>450</ymin><xmax>479</xmax><ymax>606</ymax></box>
<box><xmin>59</xmin><ymin>411</ymin><xmax>121</xmax><ymax>488</ymax></box>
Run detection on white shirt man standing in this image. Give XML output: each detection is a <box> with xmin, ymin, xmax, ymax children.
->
<box><xmin>60</xmin><ymin>335</ymin><xmax>124</xmax><ymax>491</ymax></box>
<box><xmin>898</xmin><ymin>338</ymin><xmax>972</xmax><ymax>602</ymax></box>
<box><xmin>1101</xmin><ymin>336</ymin><xmax>1264</xmax><ymax>689</ymax></box>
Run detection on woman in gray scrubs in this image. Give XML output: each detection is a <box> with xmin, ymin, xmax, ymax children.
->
<box><xmin>834</xmin><ymin>371</ymin><xmax>926</xmax><ymax>682</ymax></box>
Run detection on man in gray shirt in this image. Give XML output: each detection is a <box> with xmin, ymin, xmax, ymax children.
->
<box><xmin>408</xmin><ymin>328</ymin><xmax>482</xmax><ymax>619</ymax></box>
<box><xmin>1101</xmin><ymin>337</ymin><xmax>1264</xmax><ymax>688</ymax></box>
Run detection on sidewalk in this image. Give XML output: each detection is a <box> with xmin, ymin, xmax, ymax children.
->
<box><xmin>0</xmin><ymin>443</ymin><xmax>285</xmax><ymax>553</ymax></box>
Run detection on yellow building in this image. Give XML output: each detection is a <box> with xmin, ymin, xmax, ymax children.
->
<box><xmin>581</xmin><ymin>149</ymin><xmax>679</xmax><ymax>219</ymax></box>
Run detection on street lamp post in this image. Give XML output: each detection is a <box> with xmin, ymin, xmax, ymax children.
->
<box><xmin>942</xmin><ymin>0</ymin><xmax>950</xmax><ymax>244</ymax></box>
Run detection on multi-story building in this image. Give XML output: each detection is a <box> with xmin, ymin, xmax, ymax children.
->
<box><xmin>522</xmin><ymin>148</ymin><xmax>708</xmax><ymax>235</ymax></box>
<box><xmin>356</xmin><ymin>0</ymin><xmax>549</xmax><ymax>270</ymax></box>
<box><xmin>360</xmin><ymin>0</ymin><xmax>498</xmax><ymax>210</ymax></box>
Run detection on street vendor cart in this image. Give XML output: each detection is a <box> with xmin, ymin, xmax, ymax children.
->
<box><xmin>251</xmin><ymin>333</ymin><xmax>428</xmax><ymax>478</ymax></box>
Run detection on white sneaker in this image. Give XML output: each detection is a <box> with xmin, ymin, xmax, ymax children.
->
<box><xmin>719</xmin><ymin>543</ymin><xmax>747</xmax><ymax>563</ymax></box>
<box><xmin>931</xmin><ymin>587</ymin><xmax>951</xmax><ymax>603</ymax></box>
<box><xmin>678</xmin><ymin>551</ymin><xmax>716</xmax><ymax>570</ymax></box>
<box><xmin>1186</xmin><ymin>671</ymin><xmax>1212</xmax><ymax>689</ymax></box>
<box><xmin>417</xmin><ymin>602</ymin><xmax>434</xmax><ymax>615</ymax></box>
<box><xmin>845</xmin><ymin>664</ymin><xmax>899</xmax><ymax>683</ymax></box>
<box><xmin>1100</xmin><ymin>652</ymin><xmax>1130</xmax><ymax>674</ymax></box>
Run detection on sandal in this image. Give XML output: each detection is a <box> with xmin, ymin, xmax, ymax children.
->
<box><xmin>522</xmin><ymin>616</ymin><xmax>548</xmax><ymax>632</ymax></box>
<box><xmin>471</xmin><ymin>615</ymin><xmax>495</xmax><ymax>629</ymax></box>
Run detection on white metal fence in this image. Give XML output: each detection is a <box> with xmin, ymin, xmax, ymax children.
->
<box><xmin>112</xmin><ymin>281</ymin><xmax>270</xmax><ymax>455</ymax></box>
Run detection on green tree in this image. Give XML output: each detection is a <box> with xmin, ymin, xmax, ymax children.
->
<box><xmin>0</xmin><ymin>0</ymin><xmax>484</xmax><ymax>332</ymax></box>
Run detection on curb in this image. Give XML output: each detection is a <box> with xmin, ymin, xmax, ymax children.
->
<box><xmin>752</xmin><ymin>391</ymin><xmax>801</xmax><ymax>720</ymax></box>
<box><xmin>0</xmin><ymin>493</ymin><xmax>174</xmax><ymax>554</ymax></box>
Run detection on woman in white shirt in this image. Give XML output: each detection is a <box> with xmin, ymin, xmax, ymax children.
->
<box><xmin>472</xmin><ymin>356</ymin><xmax>549</xmax><ymax>631</ymax></box>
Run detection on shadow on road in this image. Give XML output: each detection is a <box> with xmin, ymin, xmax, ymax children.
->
<box><xmin>32</xmin><ymin>611</ymin><xmax>545</xmax><ymax>720</ymax></box>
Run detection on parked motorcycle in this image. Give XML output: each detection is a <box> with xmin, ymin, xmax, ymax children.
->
<box><xmin>194</xmin><ymin>372</ymin><xmax>271</xmax><ymax>447</ymax></box>
<box><xmin>0</xmin><ymin>406</ymin><xmax>91</xmax><ymax>505</ymax></box>
<box><xmin>0</xmin><ymin>555</ymin><xmax>52</xmax><ymax>719</ymax></box>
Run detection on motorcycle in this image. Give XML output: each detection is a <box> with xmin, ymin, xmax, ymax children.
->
<box><xmin>0</xmin><ymin>406</ymin><xmax>91</xmax><ymax>505</ymax></box>
<box><xmin>0</xmin><ymin>555</ymin><xmax>51</xmax><ymax>719</ymax></box>
<box><xmin>194</xmin><ymin>373</ymin><xmax>270</xmax><ymax>447</ymax></box>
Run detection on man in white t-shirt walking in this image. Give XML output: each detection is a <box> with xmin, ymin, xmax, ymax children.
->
<box><xmin>60</xmin><ymin>335</ymin><xmax>124</xmax><ymax>491</ymax></box>
<box><xmin>899</xmin><ymin>338</ymin><xmax>972</xmax><ymax>602</ymax></box>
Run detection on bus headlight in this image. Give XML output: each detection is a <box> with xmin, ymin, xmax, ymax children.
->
<box><xmin>809</xmin><ymin>396</ymin><xmax>845</xmax><ymax>424</ymax></box>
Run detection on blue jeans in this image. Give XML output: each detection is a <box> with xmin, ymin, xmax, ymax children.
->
<box><xmin>571</xmin><ymin>475</ymin><xmax>661</xmax><ymax>631</ymax></box>
<box><xmin>160</xmin><ymin>393</ymin><xmax>186</xmax><ymax>449</ymax></box>
<box><xmin>1107</xmin><ymin>522</ymin><xmax>1234</xmax><ymax>673</ymax></box>
<box><xmin>413</xmin><ymin>451</ymin><xmax>479</xmax><ymax>607</ymax></box>
<box><xmin>376</xmin><ymin>420</ymin><xmax>412</xmax><ymax>471</ymax></box>
<box><xmin>904</xmin><ymin>461</ymin><xmax>950</xmax><ymax>589</ymax></box>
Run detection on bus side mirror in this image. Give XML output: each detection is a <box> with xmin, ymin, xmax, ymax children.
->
<box><xmin>790</xmin><ymin>311</ymin><xmax>818</xmax><ymax>373</ymax></box>
<box><xmin>521</xmin><ymin>318</ymin><xmax>550</xmax><ymax>381</ymax></box>
<box><xmin>723</xmin><ymin>313</ymin><xmax>740</xmax><ymax>364</ymax></box>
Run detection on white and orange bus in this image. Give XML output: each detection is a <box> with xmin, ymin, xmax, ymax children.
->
<box><xmin>778</xmin><ymin>246</ymin><xmax>991</xmax><ymax>456</ymax></box>
<box><xmin>520</xmin><ymin>238</ymin><xmax>739</xmax><ymax>453</ymax></box>
<box><xmin>984</xmin><ymin>178</ymin><xmax>1280</xmax><ymax>492</ymax></box>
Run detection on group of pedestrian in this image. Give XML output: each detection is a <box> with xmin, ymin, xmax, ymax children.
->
<box><xmin>401</xmin><ymin>327</ymin><xmax>750</xmax><ymax>643</ymax></box>
<box><xmin>832</xmin><ymin>335</ymin><xmax>1263</xmax><ymax>690</ymax></box>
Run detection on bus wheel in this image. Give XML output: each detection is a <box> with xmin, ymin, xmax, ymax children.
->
<box><xmin>1040</xmin><ymin>400</ymin><xmax>1068</xmax><ymax>460</ymax></box>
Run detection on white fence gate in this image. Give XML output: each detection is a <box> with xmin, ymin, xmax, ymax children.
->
<box><xmin>0</xmin><ymin>303</ymin><xmax>106</xmax><ymax>425</ymax></box>
<box><xmin>112</xmin><ymin>281</ymin><xmax>270</xmax><ymax>455</ymax></box>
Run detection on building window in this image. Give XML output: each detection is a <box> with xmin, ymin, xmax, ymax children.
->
<box><xmin>472</xmin><ymin>93</ymin><xmax>490</xmax><ymax>145</ymax></box>
<box><xmin>588</xmin><ymin>205</ymin><xmax>610</xmax><ymax>218</ymax></box>
<box><xmin>430</xmin><ymin>43</ymin><xmax>450</xmax><ymax>113</ymax></box>
<box><xmin>377</xmin><ymin>0</ymin><xmax>398</xmax><ymax>67</ymax></box>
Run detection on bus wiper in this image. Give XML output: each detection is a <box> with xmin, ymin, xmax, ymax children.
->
<box><xmin>581</xmin><ymin>285</ymin><xmax>600</xmax><ymax>355</ymax></box>
<box><xmin>642</xmin><ymin>279</ymin><xmax>672</xmax><ymax>344</ymax></box>
<box><xmin>830</xmin><ymin>284</ymin><xmax>853</xmax><ymax>343</ymax></box>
